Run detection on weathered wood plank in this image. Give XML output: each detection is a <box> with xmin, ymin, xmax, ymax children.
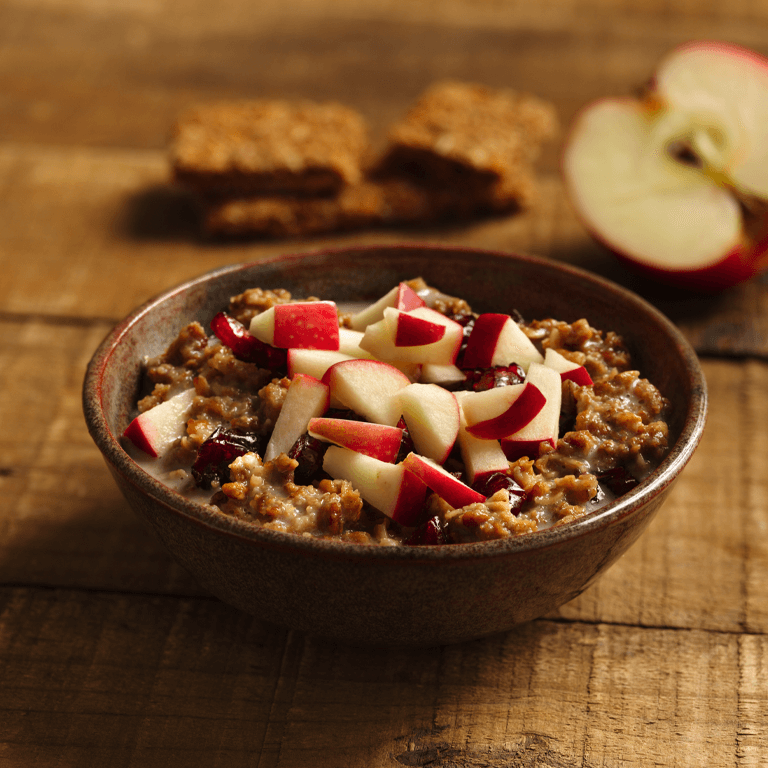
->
<box><xmin>2</xmin><ymin>0</ymin><xmax>768</xmax><ymax>154</ymax></box>
<box><xmin>2</xmin><ymin>589</ymin><xmax>767</xmax><ymax>767</ymax></box>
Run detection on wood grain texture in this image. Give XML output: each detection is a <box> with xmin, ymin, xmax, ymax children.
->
<box><xmin>2</xmin><ymin>589</ymin><xmax>767</xmax><ymax>767</ymax></box>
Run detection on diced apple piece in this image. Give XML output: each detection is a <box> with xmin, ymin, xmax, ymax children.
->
<box><xmin>419</xmin><ymin>363</ymin><xmax>466</xmax><ymax>387</ymax></box>
<box><xmin>543</xmin><ymin>348</ymin><xmax>593</xmax><ymax>387</ymax></box>
<box><xmin>348</xmin><ymin>282</ymin><xmax>426</xmax><ymax>330</ymax></box>
<box><xmin>397</xmin><ymin>383</ymin><xmax>460</xmax><ymax>464</ymax></box>
<box><xmin>395</xmin><ymin>312</ymin><xmax>446</xmax><ymax>346</ymax></box>
<box><xmin>123</xmin><ymin>388</ymin><xmax>196</xmax><ymax>458</ymax></box>
<box><xmin>264</xmin><ymin>374</ymin><xmax>330</xmax><ymax>462</ymax></box>
<box><xmin>461</xmin><ymin>313</ymin><xmax>543</xmax><ymax>371</ymax></box>
<box><xmin>461</xmin><ymin>382</ymin><xmax>546</xmax><ymax>440</ymax></box>
<box><xmin>337</xmin><ymin>328</ymin><xmax>375</xmax><ymax>358</ymax></box>
<box><xmin>360</xmin><ymin>307</ymin><xmax>463</xmax><ymax>365</ymax></box>
<box><xmin>500</xmin><ymin>362</ymin><xmax>562</xmax><ymax>460</ymax></box>
<box><xmin>402</xmin><ymin>453</ymin><xmax>486</xmax><ymax>508</ymax></box>
<box><xmin>454</xmin><ymin>392</ymin><xmax>510</xmax><ymax>485</ymax></box>
<box><xmin>248</xmin><ymin>301</ymin><xmax>339</xmax><ymax>350</ymax></box>
<box><xmin>308</xmin><ymin>417</ymin><xmax>404</xmax><ymax>463</ymax></box>
<box><xmin>287</xmin><ymin>348</ymin><xmax>354</xmax><ymax>380</ymax></box>
<box><xmin>322</xmin><ymin>446</ymin><xmax>429</xmax><ymax>526</ymax></box>
<box><xmin>323</xmin><ymin>358</ymin><xmax>411</xmax><ymax>426</ymax></box>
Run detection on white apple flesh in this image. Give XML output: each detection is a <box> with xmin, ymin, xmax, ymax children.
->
<box><xmin>264</xmin><ymin>374</ymin><xmax>329</xmax><ymax>462</ymax></box>
<box><xmin>322</xmin><ymin>446</ymin><xmax>429</xmax><ymax>526</ymax></box>
<box><xmin>323</xmin><ymin>358</ymin><xmax>411</xmax><ymax>426</ymax></box>
<box><xmin>562</xmin><ymin>41</ymin><xmax>768</xmax><ymax>290</ymax></box>
<box><xmin>397</xmin><ymin>383</ymin><xmax>460</xmax><ymax>464</ymax></box>
<box><xmin>307</xmin><ymin>417</ymin><xmax>404</xmax><ymax>463</ymax></box>
<box><xmin>123</xmin><ymin>388</ymin><xmax>196</xmax><ymax>458</ymax></box>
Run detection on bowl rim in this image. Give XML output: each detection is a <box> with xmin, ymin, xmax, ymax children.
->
<box><xmin>83</xmin><ymin>243</ymin><xmax>708</xmax><ymax>563</ymax></box>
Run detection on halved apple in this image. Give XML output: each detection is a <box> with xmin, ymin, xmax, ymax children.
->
<box><xmin>562</xmin><ymin>41</ymin><xmax>768</xmax><ymax>290</ymax></box>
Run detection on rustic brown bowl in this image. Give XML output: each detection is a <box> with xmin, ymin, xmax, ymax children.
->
<box><xmin>83</xmin><ymin>245</ymin><xmax>706</xmax><ymax>646</ymax></box>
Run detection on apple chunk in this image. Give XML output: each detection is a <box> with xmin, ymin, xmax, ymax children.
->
<box><xmin>264</xmin><ymin>374</ymin><xmax>329</xmax><ymax>462</ymax></box>
<box><xmin>402</xmin><ymin>453</ymin><xmax>485</xmax><ymax>509</ymax></box>
<box><xmin>397</xmin><ymin>383</ymin><xmax>460</xmax><ymax>464</ymax></box>
<box><xmin>322</xmin><ymin>446</ymin><xmax>429</xmax><ymax>526</ymax></box>
<box><xmin>249</xmin><ymin>301</ymin><xmax>339</xmax><ymax>349</ymax></box>
<box><xmin>123</xmin><ymin>388</ymin><xmax>196</xmax><ymax>458</ymax></box>
<box><xmin>461</xmin><ymin>382</ymin><xmax>545</xmax><ymax>440</ymax></box>
<box><xmin>461</xmin><ymin>313</ymin><xmax>543</xmax><ymax>370</ymax></box>
<box><xmin>348</xmin><ymin>282</ymin><xmax>426</xmax><ymax>330</ymax></box>
<box><xmin>308</xmin><ymin>417</ymin><xmax>404</xmax><ymax>463</ymax></box>
<box><xmin>562</xmin><ymin>41</ymin><xmax>768</xmax><ymax>290</ymax></box>
<box><xmin>500</xmin><ymin>362</ymin><xmax>562</xmax><ymax>460</ymax></box>
<box><xmin>323</xmin><ymin>358</ymin><xmax>411</xmax><ymax>426</ymax></box>
<box><xmin>543</xmin><ymin>348</ymin><xmax>593</xmax><ymax>387</ymax></box>
<box><xmin>360</xmin><ymin>307</ymin><xmax>463</xmax><ymax>365</ymax></box>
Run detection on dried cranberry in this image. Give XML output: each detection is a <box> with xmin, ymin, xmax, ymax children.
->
<box><xmin>472</xmin><ymin>472</ymin><xmax>527</xmax><ymax>515</ymax></box>
<box><xmin>595</xmin><ymin>467</ymin><xmax>639</xmax><ymax>497</ymax></box>
<box><xmin>405</xmin><ymin>515</ymin><xmax>447</xmax><ymax>546</ymax></box>
<box><xmin>192</xmin><ymin>428</ymin><xmax>266</xmax><ymax>489</ymax></box>
<box><xmin>460</xmin><ymin>364</ymin><xmax>526</xmax><ymax>392</ymax></box>
<box><xmin>211</xmin><ymin>312</ymin><xmax>287</xmax><ymax>371</ymax></box>
<box><xmin>288</xmin><ymin>433</ymin><xmax>330</xmax><ymax>486</ymax></box>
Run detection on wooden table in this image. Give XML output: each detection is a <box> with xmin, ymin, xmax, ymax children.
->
<box><xmin>2</xmin><ymin>1</ymin><xmax>768</xmax><ymax>765</ymax></box>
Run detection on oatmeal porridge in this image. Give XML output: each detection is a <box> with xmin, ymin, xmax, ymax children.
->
<box><xmin>123</xmin><ymin>279</ymin><xmax>670</xmax><ymax>545</ymax></box>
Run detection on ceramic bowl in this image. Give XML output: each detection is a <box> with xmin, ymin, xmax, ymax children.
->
<box><xmin>83</xmin><ymin>245</ymin><xmax>707</xmax><ymax>646</ymax></box>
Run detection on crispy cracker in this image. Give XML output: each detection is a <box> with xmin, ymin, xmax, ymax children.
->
<box><xmin>171</xmin><ymin>99</ymin><xmax>370</xmax><ymax>195</ymax></box>
<box><xmin>374</xmin><ymin>80</ymin><xmax>557</xmax><ymax>214</ymax></box>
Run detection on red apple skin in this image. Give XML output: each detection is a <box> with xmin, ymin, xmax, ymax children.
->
<box><xmin>402</xmin><ymin>453</ymin><xmax>485</xmax><ymax>509</ymax></box>
<box><xmin>560</xmin><ymin>367</ymin><xmax>593</xmax><ymax>387</ymax></box>
<box><xmin>464</xmin><ymin>383</ymin><xmax>546</xmax><ymax>440</ymax></box>
<box><xmin>389</xmin><ymin>469</ymin><xmax>431</xmax><ymax>527</ymax></box>
<box><xmin>123</xmin><ymin>417</ymin><xmax>159</xmax><ymax>457</ymax></box>
<box><xmin>273</xmin><ymin>302</ymin><xmax>340</xmax><ymax>350</ymax></box>
<box><xmin>395</xmin><ymin>313</ymin><xmax>446</xmax><ymax>347</ymax></box>
<box><xmin>308</xmin><ymin>417</ymin><xmax>404</xmax><ymax>463</ymax></box>
<box><xmin>613</xmin><ymin>244</ymin><xmax>768</xmax><ymax>292</ymax></box>
<box><xmin>396</xmin><ymin>283</ymin><xmax>426</xmax><ymax>311</ymax></box>
<box><xmin>461</xmin><ymin>313</ymin><xmax>507</xmax><ymax>368</ymax></box>
<box><xmin>500</xmin><ymin>437</ymin><xmax>556</xmax><ymax>462</ymax></box>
